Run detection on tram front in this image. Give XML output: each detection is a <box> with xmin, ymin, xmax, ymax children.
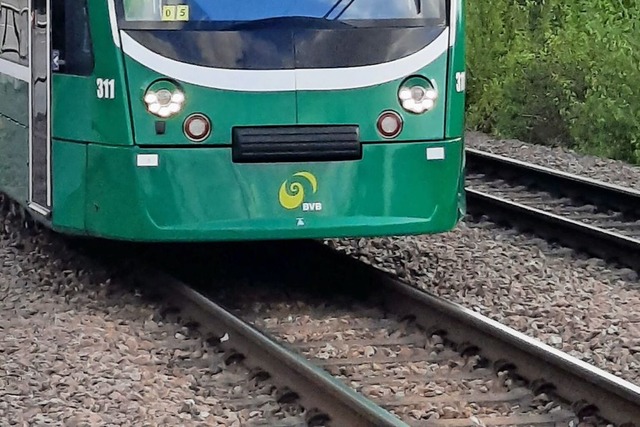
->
<box><xmin>92</xmin><ymin>0</ymin><xmax>466</xmax><ymax>241</ymax></box>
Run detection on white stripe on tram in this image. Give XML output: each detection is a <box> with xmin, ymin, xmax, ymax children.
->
<box><xmin>449</xmin><ymin>0</ymin><xmax>458</xmax><ymax>47</ymax></box>
<box><xmin>0</xmin><ymin>58</ymin><xmax>30</xmax><ymax>82</ymax></box>
<box><xmin>107</xmin><ymin>0</ymin><xmax>121</xmax><ymax>47</ymax></box>
<box><xmin>120</xmin><ymin>29</ymin><xmax>449</xmax><ymax>92</ymax></box>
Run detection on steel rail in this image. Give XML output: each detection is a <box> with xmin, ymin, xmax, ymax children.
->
<box><xmin>138</xmin><ymin>268</ymin><xmax>408</xmax><ymax>427</ymax></box>
<box><xmin>465</xmin><ymin>148</ymin><xmax>640</xmax><ymax>270</ymax></box>
<box><xmin>466</xmin><ymin>188</ymin><xmax>640</xmax><ymax>270</ymax></box>
<box><xmin>466</xmin><ymin>148</ymin><xmax>640</xmax><ymax>213</ymax></box>
<box><xmin>300</xmin><ymin>241</ymin><xmax>640</xmax><ymax>426</ymax></box>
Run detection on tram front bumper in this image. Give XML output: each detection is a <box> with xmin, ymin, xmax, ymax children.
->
<box><xmin>52</xmin><ymin>139</ymin><xmax>465</xmax><ymax>241</ymax></box>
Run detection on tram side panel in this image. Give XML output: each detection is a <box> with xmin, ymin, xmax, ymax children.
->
<box><xmin>50</xmin><ymin>0</ymin><xmax>134</xmax><ymax>233</ymax></box>
<box><xmin>0</xmin><ymin>0</ymin><xmax>133</xmax><ymax>231</ymax></box>
<box><xmin>0</xmin><ymin>0</ymin><xmax>29</xmax><ymax>205</ymax></box>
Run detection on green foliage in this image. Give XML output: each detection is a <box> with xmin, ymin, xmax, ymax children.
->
<box><xmin>467</xmin><ymin>0</ymin><xmax>640</xmax><ymax>163</ymax></box>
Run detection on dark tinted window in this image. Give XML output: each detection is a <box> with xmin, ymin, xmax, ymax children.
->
<box><xmin>52</xmin><ymin>0</ymin><xmax>93</xmax><ymax>75</ymax></box>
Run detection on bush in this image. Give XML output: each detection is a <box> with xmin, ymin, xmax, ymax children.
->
<box><xmin>466</xmin><ymin>0</ymin><xmax>640</xmax><ymax>163</ymax></box>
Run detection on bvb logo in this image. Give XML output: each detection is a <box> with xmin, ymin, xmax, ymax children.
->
<box><xmin>278</xmin><ymin>172</ymin><xmax>318</xmax><ymax>210</ymax></box>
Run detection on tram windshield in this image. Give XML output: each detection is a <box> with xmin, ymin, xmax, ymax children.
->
<box><xmin>120</xmin><ymin>0</ymin><xmax>445</xmax><ymax>26</ymax></box>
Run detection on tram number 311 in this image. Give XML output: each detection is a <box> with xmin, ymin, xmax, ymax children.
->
<box><xmin>96</xmin><ymin>78</ymin><xmax>116</xmax><ymax>99</ymax></box>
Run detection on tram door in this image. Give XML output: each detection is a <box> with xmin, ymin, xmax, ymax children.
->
<box><xmin>28</xmin><ymin>0</ymin><xmax>51</xmax><ymax>216</ymax></box>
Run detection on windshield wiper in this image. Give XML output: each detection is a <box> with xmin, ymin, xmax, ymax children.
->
<box><xmin>323</xmin><ymin>0</ymin><xmax>345</xmax><ymax>18</ymax></box>
<box><xmin>333</xmin><ymin>0</ymin><xmax>356</xmax><ymax>20</ymax></box>
<box><xmin>219</xmin><ymin>16</ymin><xmax>357</xmax><ymax>31</ymax></box>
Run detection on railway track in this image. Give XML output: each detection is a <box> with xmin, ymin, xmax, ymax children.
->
<box><xmin>145</xmin><ymin>269</ymin><xmax>397</xmax><ymax>427</ymax></box>
<box><xmin>135</xmin><ymin>240</ymin><xmax>640</xmax><ymax>426</ymax></box>
<box><xmin>465</xmin><ymin>148</ymin><xmax>640</xmax><ymax>271</ymax></box>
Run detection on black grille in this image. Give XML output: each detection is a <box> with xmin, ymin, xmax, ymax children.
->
<box><xmin>232</xmin><ymin>125</ymin><xmax>361</xmax><ymax>163</ymax></box>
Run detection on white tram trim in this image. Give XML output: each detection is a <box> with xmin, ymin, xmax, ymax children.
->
<box><xmin>449</xmin><ymin>0</ymin><xmax>458</xmax><ymax>46</ymax></box>
<box><xmin>119</xmin><ymin>29</ymin><xmax>450</xmax><ymax>92</ymax></box>
<box><xmin>107</xmin><ymin>0</ymin><xmax>121</xmax><ymax>47</ymax></box>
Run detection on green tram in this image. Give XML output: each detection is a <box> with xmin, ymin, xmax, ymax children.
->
<box><xmin>0</xmin><ymin>0</ymin><xmax>466</xmax><ymax>242</ymax></box>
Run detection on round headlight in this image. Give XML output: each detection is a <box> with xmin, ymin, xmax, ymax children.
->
<box><xmin>398</xmin><ymin>77</ymin><xmax>438</xmax><ymax>114</ymax></box>
<box><xmin>143</xmin><ymin>81</ymin><xmax>185</xmax><ymax>118</ymax></box>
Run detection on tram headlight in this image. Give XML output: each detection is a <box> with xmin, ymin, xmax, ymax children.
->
<box><xmin>143</xmin><ymin>82</ymin><xmax>185</xmax><ymax>118</ymax></box>
<box><xmin>398</xmin><ymin>77</ymin><xmax>438</xmax><ymax>114</ymax></box>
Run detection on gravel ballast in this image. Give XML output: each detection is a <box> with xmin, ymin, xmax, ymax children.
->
<box><xmin>222</xmin><ymin>283</ymin><xmax>577</xmax><ymax>424</ymax></box>
<box><xmin>466</xmin><ymin>131</ymin><xmax>640</xmax><ymax>189</ymax></box>
<box><xmin>329</xmin><ymin>220</ymin><xmax>640</xmax><ymax>387</ymax></box>
<box><xmin>0</xmin><ymin>207</ymin><xmax>302</xmax><ymax>425</ymax></box>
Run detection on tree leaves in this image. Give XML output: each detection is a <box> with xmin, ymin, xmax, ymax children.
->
<box><xmin>467</xmin><ymin>0</ymin><xmax>640</xmax><ymax>163</ymax></box>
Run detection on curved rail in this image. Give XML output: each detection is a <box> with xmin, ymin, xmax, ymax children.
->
<box><xmin>139</xmin><ymin>268</ymin><xmax>407</xmax><ymax>427</ymax></box>
<box><xmin>466</xmin><ymin>188</ymin><xmax>640</xmax><ymax>270</ymax></box>
<box><xmin>465</xmin><ymin>148</ymin><xmax>640</xmax><ymax>270</ymax></box>
<box><xmin>304</xmin><ymin>241</ymin><xmax>640</xmax><ymax>425</ymax></box>
<box><xmin>466</xmin><ymin>148</ymin><xmax>640</xmax><ymax>213</ymax></box>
